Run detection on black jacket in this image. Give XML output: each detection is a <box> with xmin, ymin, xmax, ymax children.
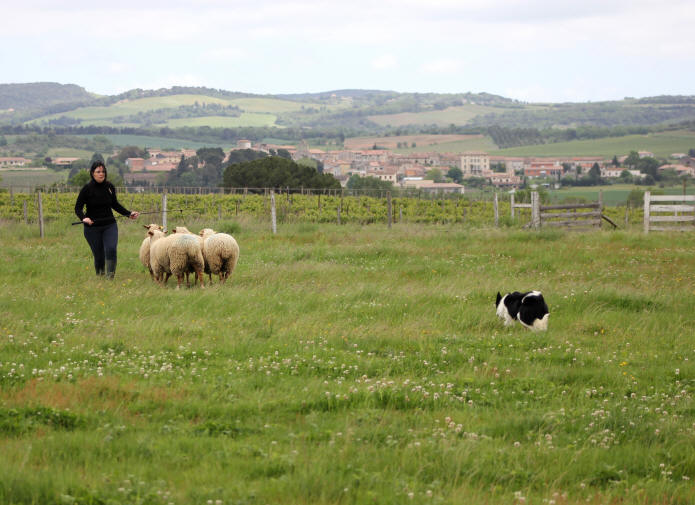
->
<box><xmin>74</xmin><ymin>180</ymin><xmax>130</xmax><ymax>226</ymax></box>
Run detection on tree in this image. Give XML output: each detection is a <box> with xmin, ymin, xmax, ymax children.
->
<box><xmin>222</xmin><ymin>156</ymin><xmax>340</xmax><ymax>191</ymax></box>
<box><xmin>346</xmin><ymin>175</ymin><xmax>393</xmax><ymax>191</ymax></box>
<box><xmin>90</xmin><ymin>152</ymin><xmax>105</xmax><ymax>165</ymax></box>
<box><xmin>0</xmin><ymin>135</ymin><xmax>7</xmax><ymax>147</ymax></box>
<box><xmin>688</xmin><ymin>148</ymin><xmax>695</xmax><ymax>157</ymax></box>
<box><xmin>624</xmin><ymin>151</ymin><xmax>640</xmax><ymax>168</ymax></box>
<box><xmin>612</xmin><ymin>155</ymin><xmax>620</xmax><ymax>167</ymax></box>
<box><xmin>619</xmin><ymin>169</ymin><xmax>633</xmax><ymax>182</ymax></box>
<box><xmin>68</xmin><ymin>169</ymin><xmax>90</xmax><ymax>186</ymax></box>
<box><xmin>447</xmin><ymin>167</ymin><xmax>463</xmax><ymax>183</ymax></box>
<box><xmin>424</xmin><ymin>168</ymin><xmax>445</xmax><ymax>183</ymax></box>
<box><xmin>588</xmin><ymin>162</ymin><xmax>601</xmax><ymax>183</ymax></box>
<box><xmin>117</xmin><ymin>145</ymin><xmax>148</xmax><ymax>162</ymax></box>
<box><xmin>636</xmin><ymin>157</ymin><xmax>660</xmax><ymax>180</ymax></box>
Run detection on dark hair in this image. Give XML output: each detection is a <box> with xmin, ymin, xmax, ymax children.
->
<box><xmin>89</xmin><ymin>161</ymin><xmax>107</xmax><ymax>181</ymax></box>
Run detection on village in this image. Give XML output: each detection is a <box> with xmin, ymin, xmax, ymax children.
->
<box><xmin>2</xmin><ymin>139</ymin><xmax>695</xmax><ymax>192</ymax></box>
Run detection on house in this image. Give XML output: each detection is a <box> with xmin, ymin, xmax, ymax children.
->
<box><xmin>460</xmin><ymin>151</ymin><xmax>490</xmax><ymax>177</ymax></box>
<box><xmin>524</xmin><ymin>159</ymin><xmax>563</xmax><ymax>178</ymax></box>
<box><xmin>658</xmin><ymin>164</ymin><xmax>695</xmax><ymax>177</ymax></box>
<box><xmin>601</xmin><ymin>166</ymin><xmax>624</xmax><ymax>178</ymax></box>
<box><xmin>401</xmin><ymin>179</ymin><xmax>464</xmax><ymax>194</ymax></box>
<box><xmin>125</xmin><ymin>157</ymin><xmax>145</xmax><ymax>171</ymax></box>
<box><xmin>487</xmin><ymin>172</ymin><xmax>522</xmax><ymax>187</ymax></box>
<box><xmin>0</xmin><ymin>157</ymin><xmax>30</xmax><ymax>167</ymax></box>
<box><xmin>237</xmin><ymin>139</ymin><xmax>252</xmax><ymax>149</ymax></box>
<box><xmin>638</xmin><ymin>151</ymin><xmax>654</xmax><ymax>159</ymax></box>
<box><xmin>52</xmin><ymin>157</ymin><xmax>80</xmax><ymax>167</ymax></box>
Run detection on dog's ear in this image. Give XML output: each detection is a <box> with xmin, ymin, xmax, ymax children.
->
<box><xmin>496</xmin><ymin>292</ymin><xmax>502</xmax><ymax>306</ymax></box>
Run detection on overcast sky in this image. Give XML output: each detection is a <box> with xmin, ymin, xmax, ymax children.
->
<box><xmin>2</xmin><ymin>0</ymin><xmax>694</xmax><ymax>103</ymax></box>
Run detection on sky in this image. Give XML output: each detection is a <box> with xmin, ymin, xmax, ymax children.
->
<box><xmin>2</xmin><ymin>0</ymin><xmax>694</xmax><ymax>103</ymax></box>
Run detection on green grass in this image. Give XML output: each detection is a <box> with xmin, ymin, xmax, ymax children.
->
<box><xmin>0</xmin><ymin>169</ymin><xmax>68</xmax><ymax>188</ymax></box>
<box><xmin>393</xmin><ymin>135</ymin><xmax>498</xmax><ymax>154</ymax></box>
<box><xmin>492</xmin><ymin>130</ymin><xmax>695</xmax><ymax>158</ymax></box>
<box><xmin>547</xmin><ymin>184</ymin><xmax>695</xmax><ymax>206</ymax></box>
<box><xmin>368</xmin><ymin>104</ymin><xmax>504</xmax><ymax>127</ymax></box>
<box><xmin>165</xmin><ymin>113</ymin><xmax>278</xmax><ymax>128</ymax></box>
<box><xmin>1</xmin><ymin>216</ymin><xmax>694</xmax><ymax>504</ymax></box>
<box><xmin>74</xmin><ymin>134</ymin><xmax>235</xmax><ymax>150</ymax></box>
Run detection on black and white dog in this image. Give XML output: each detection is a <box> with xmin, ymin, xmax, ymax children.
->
<box><xmin>495</xmin><ymin>291</ymin><xmax>549</xmax><ymax>331</ymax></box>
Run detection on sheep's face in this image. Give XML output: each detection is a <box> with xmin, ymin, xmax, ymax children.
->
<box><xmin>143</xmin><ymin>223</ymin><xmax>162</xmax><ymax>235</ymax></box>
<box><xmin>199</xmin><ymin>228</ymin><xmax>216</xmax><ymax>238</ymax></box>
<box><xmin>172</xmin><ymin>226</ymin><xmax>192</xmax><ymax>235</ymax></box>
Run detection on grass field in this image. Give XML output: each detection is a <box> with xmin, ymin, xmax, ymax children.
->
<box><xmin>0</xmin><ymin>169</ymin><xmax>68</xmax><ymax>188</ymax></box>
<box><xmin>367</xmin><ymin>105</ymin><xmax>511</xmax><ymax>127</ymax></box>
<box><xmin>74</xmin><ymin>135</ymin><xmax>235</xmax><ymax>150</ymax></box>
<box><xmin>165</xmin><ymin>113</ymin><xmax>278</xmax><ymax>128</ymax></box>
<box><xmin>1</xmin><ymin>217</ymin><xmax>694</xmax><ymax>504</ymax></box>
<box><xmin>547</xmin><ymin>184</ymin><xmax>695</xmax><ymax>206</ymax></box>
<box><xmin>344</xmin><ymin>134</ymin><xmax>489</xmax><ymax>151</ymax></box>
<box><xmin>491</xmin><ymin>130</ymin><xmax>695</xmax><ymax>159</ymax></box>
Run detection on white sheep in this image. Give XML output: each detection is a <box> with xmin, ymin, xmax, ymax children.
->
<box><xmin>139</xmin><ymin>223</ymin><xmax>163</xmax><ymax>281</ymax></box>
<box><xmin>149</xmin><ymin>227</ymin><xmax>205</xmax><ymax>289</ymax></box>
<box><xmin>199</xmin><ymin>228</ymin><xmax>240</xmax><ymax>284</ymax></box>
<box><xmin>171</xmin><ymin>226</ymin><xmax>210</xmax><ymax>284</ymax></box>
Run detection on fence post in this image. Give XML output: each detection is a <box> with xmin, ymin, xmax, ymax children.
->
<box><xmin>531</xmin><ymin>191</ymin><xmax>540</xmax><ymax>230</ymax></box>
<box><xmin>399</xmin><ymin>206</ymin><xmax>403</xmax><ymax>223</ymax></box>
<box><xmin>387</xmin><ymin>191</ymin><xmax>392</xmax><ymax>229</ymax></box>
<box><xmin>38</xmin><ymin>191</ymin><xmax>45</xmax><ymax>238</ymax></box>
<box><xmin>162</xmin><ymin>190</ymin><xmax>168</xmax><ymax>231</ymax></box>
<box><xmin>218</xmin><ymin>204</ymin><xmax>222</xmax><ymax>221</ymax></box>
<box><xmin>643</xmin><ymin>191</ymin><xmax>650</xmax><ymax>233</ymax></box>
<box><xmin>598</xmin><ymin>190</ymin><xmax>603</xmax><ymax>229</ymax></box>
<box><xmin>510</xmin><ymin>193</ymin><xmax>515</xmax><ymax>218</ymax></box>
<box><xmin>494</xmin><ymin>193</ymin><xmax>499</xmax><ymax>227</ymax></box>
<box><xmin>23</xmin><ymin>200</ymin><xmax>28</xmax><ymax>224</ymax></box>
<box><xmin>270</xmin><ymin>190</ymin><xmax>277</xmax><ymax>235</ymax></box>
<box><xmin>10</xmin><ymin>186</ymin><xmax>14</xmax><ymax>205</ymax></box>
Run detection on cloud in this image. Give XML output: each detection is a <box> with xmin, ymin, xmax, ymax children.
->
<box><xmin>371</xmin><ymin>54</ymin><xmax>397</xmax><ymax>70</ymax></box>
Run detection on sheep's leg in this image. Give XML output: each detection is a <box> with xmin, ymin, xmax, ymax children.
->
<box><xmin>148</xmin><ymin>267</ymin><xmax>155</xmax><ymax>281</ymax></box>
<box><xmin>163</xmin><ymin>272</ymin><xmax>171</xmax><ymax>285</ymax></box>
<box><xmin>176</xmin><ymin>274</ymin><xmax>184</xmax><ymax>290</ymax></box>
<box><xmin>196</xmin><ymin>269</ymin><xmax>205</xmax><ymax>288</ymax></box>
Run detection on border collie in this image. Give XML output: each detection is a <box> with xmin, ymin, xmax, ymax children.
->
<box><xmin>495</xmin><ymin>291</ymin><xmax>549</xmax><ymax>331</ymax></box>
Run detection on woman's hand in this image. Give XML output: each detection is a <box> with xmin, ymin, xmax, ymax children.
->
<box><xmin>83</xmin><ymin>217</ymin><xmax>94</xmax><ymax>226</ymax></box>
<box><xmin>129</xmin><ymin>211</ymin><xmax>140</xmax><ymax>220</ymax></box>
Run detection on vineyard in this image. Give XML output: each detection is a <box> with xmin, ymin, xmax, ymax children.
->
<box><xmin>0</xmin><ymin>190</ymin><xmax>645</xmax><ymax>229</ymax></box>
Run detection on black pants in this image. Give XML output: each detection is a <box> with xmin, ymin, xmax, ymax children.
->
<box><xmin>83</xmin><ymin>222</ymin><xmax>118</xmax><ymax>275</ymax></box>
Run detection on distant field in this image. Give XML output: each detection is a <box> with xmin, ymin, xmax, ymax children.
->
<box><xmin>393</xmin><ymin>136</ymin><xmax>498</xmax><ymax>154</ymax></box>
<box><xmin>368</xmin><ymin>104</ymin><xmax>505</xmax><ymax>127</ymax></box>
<box><xmin>29</xmin><ymin>94</ymin><xmax>238</xmax><ymax>124</ymax></box>
<box><xmin>227</xmin><ymin>97</ymin><xmax>305</xmax><ymax>113</ymax></box>
<box><xmin>165</xmin><ymin>113</ymin><xmax>278</xmax><ymax>128</ymax></box>
<box><xmin>547</xmin><ymin>183</ymin><xmax>695</xmax><ymax>206</ymax></box>
<box><xmin>492</xmin><ymin>130</ymin><xmax>695</xmax><ymax>158</ymax></box>
<box><xmin>46</xmin><ymin>148</ymin><xmax>94</xmax><ymax>159</ymax></box>
<box><xmin>0</xmin><ymin>169</ymin><xmax>68</xmax><ymax>188</ymax></box>
<box><xmin>75</xmin><ymin>135</ymin><xmax>234</xmax><ymax>150</ymax></box>
<box><xmin>345</xmin><ymin>134</ymin><xmax>488</xmax><ymax>150</ymax></box>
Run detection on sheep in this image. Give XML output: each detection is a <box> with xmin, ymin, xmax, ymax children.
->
<box><xmin>171</xmin><ymin>226</ymin><xmax>211</xmax><ymax>285</ymax></box>
<box><xmin>139</xmin><ymin>224</ymin><xmax>163</xmax><ymax>281</ymax></box>
<box><xmin>149</xmin><ymin>227</ymin><xmax>205</xmax><ymax>289</ymax></box>
<box><xmin>198</xmin><ymin>228</ymin><xmax>240</xmax><ymax>284</ymax></box>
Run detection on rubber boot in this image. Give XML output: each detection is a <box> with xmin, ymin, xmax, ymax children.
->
<box><xmin>105</xmin><ymin>259</ymin><xmax>117</xmax><ymax>280</ymax></box>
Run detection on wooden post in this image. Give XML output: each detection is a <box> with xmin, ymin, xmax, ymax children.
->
<box><xmin>598</xmin><ymin>190</ymin><xmax>603</xmax><ymax>229</ymax></box>
<box><xmin>318</xmin><ymin>193</ymin><xmax>321</xmax><ymax>213</ymax></box>
<box><xmin>270</xmin><ymin>190</ymin><xmax>277</xmax><ymax>235</ymax></box>
<box><xmin>531</xmin><ymin>191</ymin><xmax>540</xmax><ymax>230</ymax></box>
<box><xmin>23</xmin><ymin>201</ymin><xmax>28</xmax><ymax>224</ymax></box>
<box><xmin>9</xmin><ymin>187</ymin><xmax>13</xmax><ymax>205</ymax></box>
<box><xmin>162</xmin><ymin>190</ymin><xmax>168</xmax><ymax>231</ymax></box>
<box><xmin>387</xmin><ymin>191</ymin><xmax>392</xmax><ymax>229</ymax></box>
<box><xmin>38</xmin><ymin>191</ymin><xmax>45</xmax><ymax>238</ymax></box>
<box><xmin>510</xmin><ymin>193</ymin><xmax>515</xmax><ymax>218</ymax></box>
<box><xmin>643</xmin><ymin>191</ymin><xmax>650</xmax><ymax>233</ymax></box>
<box><xmin>235</xmin><ymin>200</ymin><xmax>239</xmax><ymax>216</ymax></box>
<box><xmin>625</xmin><ymin>200</ymin><xmax>630</xmax><ymax>228</ymax></box>
<box><xmin>399</xmin><ymin>206</ymin><xmax>403</xmax><ymax>223</ymax></box>
<box><xmin>494</xmin><ymin>193</ymin><xmax>499</xmax><ymax>227</ymax></box>
<box><xmin>218</xmin><ymin>204</ymin><xmax>222</xmax><ymax>220</ymax></box>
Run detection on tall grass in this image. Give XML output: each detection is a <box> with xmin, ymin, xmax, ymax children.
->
<box><xmin>1</xmin><ymin>220</ymin><xmax>694</xmax><ymax>504</ymax></box>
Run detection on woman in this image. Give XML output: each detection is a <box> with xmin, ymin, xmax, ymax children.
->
<box><xmin>74</xmin><ymin>161</ymin><xmax>139</xmax><ymax>279</ymax></box>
